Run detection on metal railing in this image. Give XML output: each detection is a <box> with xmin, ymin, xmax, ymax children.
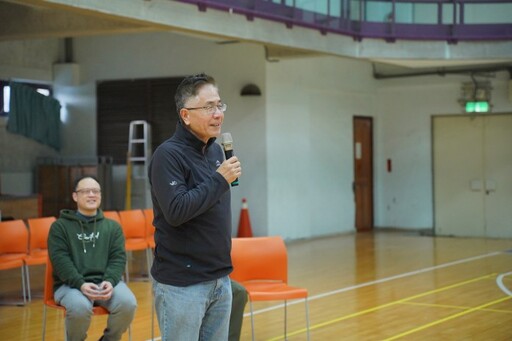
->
<box><xmin>175</xmin><ymin>0</ymin><xmax>512</xmax><ymax>42</ymax></box>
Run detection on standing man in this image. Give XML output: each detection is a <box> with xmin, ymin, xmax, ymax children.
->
<box><xmin>47</xmin><ymin>175</ymin><xmax>137</xmax><ymax>341</ymax></box>
<box><xmin>149</xmin><ymin>73</ymin><xmax>242</xmax><ymax>340</ymax></box>
<box><xmin>230</xmin><ymin>280</ymin><xmax>248</xmax><ymax>341</ymax></box>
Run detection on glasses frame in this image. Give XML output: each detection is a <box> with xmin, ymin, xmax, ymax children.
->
<box><xmin>75</xmin><ymin>188</ymin><xmax>102</xmax><ymax>195</ymax></box>
<box><xmin>184</xmin><ymin>103</ymin><xmax>227</xmax><ymax>115</ymax></box>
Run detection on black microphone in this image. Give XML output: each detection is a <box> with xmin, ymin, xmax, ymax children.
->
<box><xmin>221</xmin><ymin>132</ymin><xmax>239</xmax><ymax>187</ymax></box>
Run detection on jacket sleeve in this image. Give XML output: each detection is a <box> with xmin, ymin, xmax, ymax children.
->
<box><xmin>150</xmin><ymin>145</ymin><xmax>229</xmax><ymax>227</ymax></box>
<box><xmin>102</xmin><ymin>220</ymin><xmax>127</xmax><ymax>287</ymax></box>
<box><xmin>47</xmin><ymin>221</ymin><xmax>86</xmax><ymax>290</ymax></box>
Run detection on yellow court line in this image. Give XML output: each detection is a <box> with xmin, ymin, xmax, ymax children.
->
<box><xmin>382</xmin><ymin>295</ymin><xmax>512</xmax><ymax>341</ymax></box>
<box><xmin>265</xmin><ymin>273</ymin><xmax>495</xmax><ymax>341</ymax></box>
<box><xmin>400</xmin><ymin>301</ymin><xmax>512</xmax><ymax>314</ymax></box>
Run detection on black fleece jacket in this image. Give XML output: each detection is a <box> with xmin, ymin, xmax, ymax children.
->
<box><xmin>148</xmin><ymin>121</ymin><xmax>233</xmax><ymax>286</ymax></box>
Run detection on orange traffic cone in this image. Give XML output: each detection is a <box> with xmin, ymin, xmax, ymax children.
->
<box><xmin>237</xmin><ymin>198</ymin><xmax>253</xmax><ymax>238</ymax></box>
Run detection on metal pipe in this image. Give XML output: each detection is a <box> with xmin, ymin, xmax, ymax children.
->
<box><xmin>372</xmin><ymin>63</ymin><xmax>512</xmax><ymax>79</ymax></box>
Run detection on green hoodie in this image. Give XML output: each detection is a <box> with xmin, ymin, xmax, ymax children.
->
<box><xmin>47</xmin><ymin>209</ymin><xmax>126</xmax><ymax>292</ymax></box>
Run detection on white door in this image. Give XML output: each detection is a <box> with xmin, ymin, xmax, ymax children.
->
<box><xmin>433</xmin><ymin>114</ymin><xmax>512</xmax><ymax>238</ymax></box>
<box><xmin>434</xmin><ymin>116</ymin><xmax>485</xmax><ymax>237</ymax></box>
<box><xmin>483</xmin><ymin>115</ymin><xmax>512</xmax><ymax>238</ymax></box>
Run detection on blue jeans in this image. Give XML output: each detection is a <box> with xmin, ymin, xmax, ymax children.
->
<box><xmin>54</xmin><ymin>282</ymin><xmax>137</xmax><ymax>341</ymax></box>
<box><xmin>153</xmin><ymin>276</ymin><xmax>232</xmax><ymax>341</ymax></box>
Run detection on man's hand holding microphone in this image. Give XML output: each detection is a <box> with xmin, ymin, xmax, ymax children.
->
<box><xmin>219</xmin><ymin>132</ymin><xmax>241</xmax><ymax>186</ymax></box>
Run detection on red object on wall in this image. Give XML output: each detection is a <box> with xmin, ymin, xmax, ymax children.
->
<box><xmin>237</xmin><ymin>198</ymin><xmax>253</xmax><ymax>238</ymax></box>
<box><xmin>387</xmin><ymin>159</ymin><xmax>392</xmax><ymax>173</ymax></box>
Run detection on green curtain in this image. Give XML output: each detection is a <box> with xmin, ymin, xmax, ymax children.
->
<box><xmin>6</xmin><ymin>82</ymin><xmax>61</xmax><ymax>150</ymax></box>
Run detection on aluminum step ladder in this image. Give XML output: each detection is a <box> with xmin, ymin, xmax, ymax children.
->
<box><xmin>125</xmin><ymin>120</ymin><xmax>152</xmax><ymax>210</ymax></box>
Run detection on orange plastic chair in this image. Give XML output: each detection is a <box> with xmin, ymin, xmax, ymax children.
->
<box><xmin>143</xmin><ymin>208</ymin><xmax>155</xmax><ymax>266</ymax></box>
<box><xmin>25</xmin><ymin>216</ymin><xmax>56</xmax><ymax>302</ymax></box>
<box><xmin>118</xmin><ymin>209</ymin><xmax>149</xmax><ymax>282</ymax></box>
<box><xmin>103</xmin><ymin>210</ymin><xmax>122</xmax><ymax>225</ymax></box>
<box><xmin>42</xmin><ymin>255</ymin><xmax>132</xmax><ymax>341</ymax></box>
<box><xmin>230</xmin><ymin>236</ymin><xmax>310</xmax><ymax>341</ymax></box>
<box><xmin>0</xmin><ymin>219</ymin><xmax>29</xmax><ymax>305</ymax></box>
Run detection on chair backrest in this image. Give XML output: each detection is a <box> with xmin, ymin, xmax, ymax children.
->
<box><xmin>143</xmin><ymin>208</ymin><xmax>155</xmax><ymax>240</ymax></box>
<box><xmin>44</xmin><ymin>255</ymin><xmax>58</xmax><ymax>306</ymax></box>
<box><xmin>0</xmin><ymin>220</ymin><xmax>29</xmax><ymax>254</ymax></box>
<box><xmin>27</xmin><ymin>217</ymin><xmax>56</xmax><ymax>252</ymax></box>
<box><xmin>103</xmin><ymin>210</ymin><xmax>121</xmax><ymax>225</ymax></box>
<box><xmin>230</xmin><ymin>236</ymin><xmax>288</xmax><ymax>284</ymax></box>
<box><xmin>119</xmin><ymin>209</ymin><xmax>146</xmax><ymax>239</ymax></box>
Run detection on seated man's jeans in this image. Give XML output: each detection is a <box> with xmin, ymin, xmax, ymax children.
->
<box><xmin>153</xmin><ymin>275</ymin><xmax>232</xmax><ymax>341</ymax></box>
<box><xmin>55</xmin><ymin>282</ymin><xmax>137</xmax><ymax>341</ymax></box>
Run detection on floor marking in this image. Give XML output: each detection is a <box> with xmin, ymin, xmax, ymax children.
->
<box><xmin>400</xmin><ymin>301</ymin><xmax>512</xmax><ymax>314</ymax></box>
<box><xmin>266</xmin><ymin>274</ymin><xmax>495</xmax><ymax>341</ymax></box>
<box><xmin>147</xmin><ymin>251</ymin><xmax>508</xmax><ymax>341</ymax></box>
<box><xmin>496</xmin><ymin>271</ymin><xmax>512</xmax><ymax>296</ymax></box>
<box><xmin>382</xmin><ymin>296</ymin><xmax>512</xmax><ymax>341</ymax></box>
<box><xmin>250</xmin><ymin>251</ymin><xmax>502</xmax><ymax>317</ymax></box>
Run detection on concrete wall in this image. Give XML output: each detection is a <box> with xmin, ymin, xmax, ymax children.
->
<box><xmin>266</xmin><ymin>56</ymin><xmax>376</xmax><ymax>238</ymax></box>
<box><xmin>1</xmin><ymin>31</ymin><xmax>511</xmax><ymax>240</ymax></box>
<box><xmin>375</xmin><ymin>73</ymin><xmax>512</xmax><ymax>229</ymax></box>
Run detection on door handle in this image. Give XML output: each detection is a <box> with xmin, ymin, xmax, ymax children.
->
<box><xmin>485</xmin><ymin>179</ymin><xmax>496</xmax><ymax>195</ymax></box>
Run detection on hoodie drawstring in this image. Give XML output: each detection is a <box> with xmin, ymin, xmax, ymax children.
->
<box><xmin>79</xmin><ymin>218</ymin><xmax>97</xmax><ymax>253</ymax></box>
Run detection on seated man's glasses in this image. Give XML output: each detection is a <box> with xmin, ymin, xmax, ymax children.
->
<box><xmin>75</xmin><ymin>188</ymin><xmax>101</xmax><ymax>195</ymax></box>
<box><xmin>184</xmin><ymin>103</ymin><xmax>227</xmax><ymax>115</ymax></box>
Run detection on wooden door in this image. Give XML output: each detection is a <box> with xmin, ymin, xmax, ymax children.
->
<box><xmin>353</xmin><ymin>117</ymin><xmax>374</xmax><ymax>231</ymax></box>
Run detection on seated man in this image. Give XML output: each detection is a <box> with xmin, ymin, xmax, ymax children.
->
<box><xmin>230</xmin><ymin>279</ymin><xmax>248</xmax><ymax>341</ymax></box>
<box><xmin>48</xmin><ymin>175</ymin><xmax>137</xmax><ymax>341</ymax></box>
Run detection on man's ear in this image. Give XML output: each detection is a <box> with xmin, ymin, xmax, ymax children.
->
<box><xmin>72</xmin><ymin>192</ymin><xmax>78</xmax><ymax>203</ymax></box>
<box><xmin>180</xmin><ymin>108</ymin><xmax>190</xmax><ymax>125</ymax></box>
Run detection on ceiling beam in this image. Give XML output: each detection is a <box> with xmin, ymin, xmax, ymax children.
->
<box><xmin>0</xmin><ymin>1</ymin><xmax>156</xmax><ymax>41</ymax></box>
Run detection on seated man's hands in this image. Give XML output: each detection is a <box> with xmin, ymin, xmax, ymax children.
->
<box><xmin>80</xmin><ymin>281</ymin><xmax>113</xmax><ymax>301</ymax></box>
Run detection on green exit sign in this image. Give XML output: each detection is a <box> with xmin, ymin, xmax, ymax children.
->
<box><xmin>465</xmin><ymin>101</ymin><xmax>489</xmax><ymax>113</ymax></box>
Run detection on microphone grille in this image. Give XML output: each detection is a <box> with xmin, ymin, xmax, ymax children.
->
<box><xmin>221</xmin><ymin>132</ymin><xmax>233</xmax><ymax>144</ymax></box>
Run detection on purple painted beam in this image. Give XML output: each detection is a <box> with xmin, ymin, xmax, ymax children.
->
<box><xmin>175</xmin><ymin>0</ymin><xmax>512</xmax><ymax>42</ymax></box>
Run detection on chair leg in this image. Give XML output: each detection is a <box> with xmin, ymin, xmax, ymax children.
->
<box><xmin>21</xmin><ymin>266</ymin><xmax>27</xmax><ymax>305</ymax></box>
<box><xmin>305</xmin><ymin>298</ymin><xmax>310</xmax><ymax>341</ymax></box>
<box><xmin>249</xmin><ymin>301</ymin><xmax>256</xmax><ymax>341</ymax></box>
<box><xmin>146</xmin><ymin>247</ymin><xmax>154</xmax><ymax>280</ymax></box>
<box><xmin>125</xmin><ymin>262</ymin><xmax>130</xmax><ymax>283</ymax></box>
<box><xmin>284</xmin><ymin>300</ymin><xmax>288</xmax><ymax>340</ymax></box>
<box><xmin>42</xmin><ymin>305</ymin><xmax>47</xmax><ymax>341</ymax></box>
<box><xmin>0</xmin><ymin>266</ymin><xmax>27</xmax><ymax>306</ymax></box>
<box><xmin>41</xmin><ymin>306</ymin><xmax>68</xmax><ymax>341</ymax></box>
<box><xmin>25</xmin><ymin>265</ymin><xmax>32</xmax><ymax>302</ymax></box>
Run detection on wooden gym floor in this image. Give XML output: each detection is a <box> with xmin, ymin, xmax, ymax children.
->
<box><xmin>1</xmin><ymin>230</ymin><xmax>512</xmax><ymax>340</ymax></box>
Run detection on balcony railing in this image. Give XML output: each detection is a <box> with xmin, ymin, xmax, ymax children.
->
<box><xmin>174</xmin><ymin>0</ymin><xmax>512</xmax><ymax>42</ymax></box>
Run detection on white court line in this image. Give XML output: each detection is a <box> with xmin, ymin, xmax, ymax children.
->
<box><xmin>146</xmin><ymin>250</ymin><xmax>506</xmax><ymax>341</ymax></box>
<box><xmin>497</xmin><ymin>271</ymin><xmax>512</xmax><ymax>296</ymax></box>
<box><xmin>244</xmin><ymin>250</ymin><xmax>504</xmax><ymax>316</ymax></box>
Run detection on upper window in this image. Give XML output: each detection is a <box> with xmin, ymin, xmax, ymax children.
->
<box><xmin>0</xmin><ymin>80</ymin><xmax>52</xmax><ymax>116</ymax></box>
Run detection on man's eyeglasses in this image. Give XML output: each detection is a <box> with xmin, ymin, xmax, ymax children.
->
<box><xmin>75</xmin><ymin>188</ymin><xmax>101</xmax><ymax>195</ymax></box>
<box><xmin>184</xmin><ymin>103</ymin><xmax>227</xmax><ymax>115</ymax></box>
